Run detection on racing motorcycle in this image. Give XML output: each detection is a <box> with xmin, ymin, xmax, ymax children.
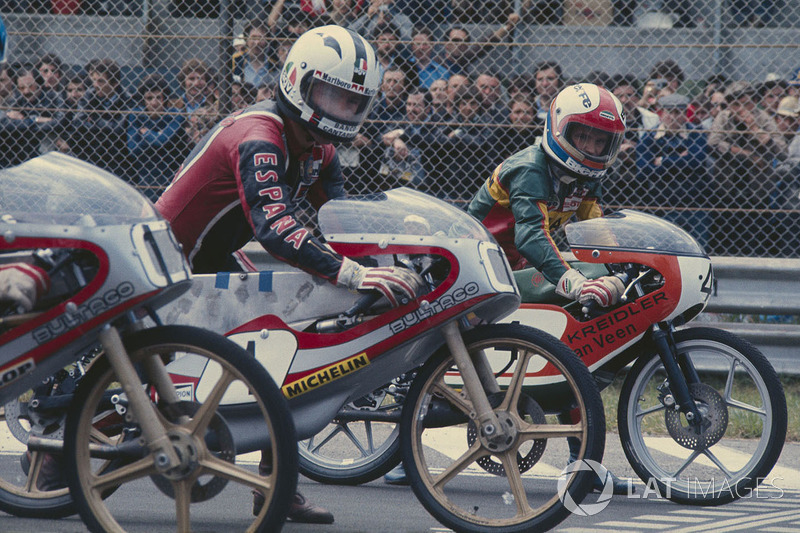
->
<box><xmin>160</xmin><ymin>187</ymin><xmax>608</xmax><ymax>533</ymax></box>
<box><xmin>0</xmin><ymin>153</ymin><xmax>298</xmax><ymax>532</ymax></box>
<box><xmin>1</xmin><ymin>185</ymin><xmax>607</xmax><ymax>533</ymax></box>
<box><xmin>298</xmin><ymin>209</ymin><xmax>788</xmax><ymax>507</ymax></box>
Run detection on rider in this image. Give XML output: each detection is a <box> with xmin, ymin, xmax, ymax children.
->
<box><xmin>155</xmin><ymin>25</ymin><xmax>424</xmax><ymax>523</ymax></box>
<box><xmin>0</xmin><ymin>263</ymin><xmax>51</xmax><ymax>313</ymax></box>
<box><xmin>467</xmin><ymin>82</ymin><xmax>634</xmax><ymax>494</ymax></box>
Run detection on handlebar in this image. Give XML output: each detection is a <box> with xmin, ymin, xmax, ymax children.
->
<box><xmin>344</xmin><ymin>291</ymin><xmax>383</xmax><ymax>318</ymax></box>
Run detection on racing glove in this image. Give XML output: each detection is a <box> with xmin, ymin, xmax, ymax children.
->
<box><xmin>0</xmin><ymin>263</ymin><xmax>52</xmax><ymax>312</ymax></box>
<box><xmin>337</xmin><ymin>257</ymin><xmax>424</xmax><ymax>308</ymax></box>
<box><xmin>555</xmin><ymin>269</ymin><xmax>625</xmax><ymax>308</ymax></box>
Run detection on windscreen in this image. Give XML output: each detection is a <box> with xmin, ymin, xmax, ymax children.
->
<box><xmin>319</xmin><ymin>188</ymin><xmax>494</xmax><ymax>241</ymax></box>
<box><xmin>564</xmin><ymin>210</ymin><xmax>706</xmax><ymax>256</ymax></box>
<box><xmin>0</xmin><ymin>152</ymin><xmax>160</xmax><ymax>226</ymax></box>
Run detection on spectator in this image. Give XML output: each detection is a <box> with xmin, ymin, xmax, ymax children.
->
<box><xmin>493</xmin><ymin>94</ymin><xmax>541</xmax><ymax>161</ymax></box>
<box><xmin>636</xmin><ymin>93</ymin><xmax>711</xmax><ymax>247</ymax></box>
<box><xmin>379</xmin><ymin>87</ymin><xmax>435</xmax><ymax>189</ymax></box>
<box><xmin>409</xmin><ymin>26</ymin><xmax>449</xmax><ymax>89</ymax></box>
<box><xmin>606</xmin><ymin>73</ymin><xmax>660</xmax><ymax>207</ymax></box>
<box><xmin>371</xmin><ymin>22</ymin><xmax>415</xmax><ymax>84</ymax></box>
<box><xmin>35</xmin><ymin>53</ymin><xmax>65</xmax><ymax>96</ymax></box>
<box><xmin>127</xmin><ymin>74</ymin><xmax>185</xmax><ymax>202</ymax></box>
<box><xmin>53</xmin><ymin>72</ymin><xmax>88</xmax><ymax>154</ymax></box>
<box><xmin>230</xmin><ymin>33</ymin><xmax>246</xmax><ymax>56</ymax></box>
<box><xmin>648</xmin><ymin>59</ymin><xmax>685</xmax><ymax>94</ymax></box>
<box><xmin>313</xmin><ymin>0</ymin><xmax>362</xmax><ymax>27</ymax></box>
<box><xmin>174</xmin><ymin>58</ymin><xmax>214</xmax><ymax>113</ymax></box>
<box><xmin>475</xmin><ymin>71</ymin><xmax>507</xmax><ymax>121</ymax></box>
<box><xmin>231</xmin><ymin>20</ymin><xmax>275</xmax><ymax>87</ymax></box>
<box><xmin>774</xmin><ymin>96</ymin><xmax>799</xmax><ymax>148</ymax></box>
<box><xmin>436</xmin><ymin>84</ymin><xmax>495</xmax><ymax>198</ymax></box>
<box><xmin>255</xmin><ymin>73</ymin><xmax>279</xmax><ymax>102</ymax></box>
<box><xmin>230</xmin><ymin>80</ymin><xmax>258</xmax><ymax>110</ymax></box>
<box><xmin>729</xmin><ymin>0</ymin><xmax>779</xmax><ymax>28</ymax></box>
<box><xmin>707</xmin><ymin>81</ymin><xmax>786</xmax><ymax>255</ymax></box>
<box><xmin>70</xmin><ymin>58</ymin><xmax>134</xmax><ymax>177</ymax></box>
<box><xmin>0</xmin><ymin>63</ymin><xmax>17</xmax><ymax>108</ymax></box>
<box><xmin>702</xmin><ymin>73</ymin><xmax>730</xmax><ymax>99</ymax></box>
<box><xmin>440</xmin><ymin>18</ymin><xmax>520</xmax><ymax>78</ymax></box>
<box><xmin>349</xmin><ymin>0</ymin><xmax>413</xmax><ymax>41</ymax></box>
<box><xmin>533</xmin><ymin>61</ymin><xmax>563</xmax><ymax>122</ymax></box>
<box><xmin>787</xmin><ymin>67</ymin><xmax>800</xmax><ymax>98</ymax></box>
<box><xmin>758</xmin><ymin>79</ymin><xmax>787</xmax><ymax>114</ymax></box>
<box><xmin>508</xmin><ymin>73</ymin><xmax>536</xmax><ymax>102</ymax></box>
<box><xmin>266</xmin><ymin>0</ymin><xmax>314</xmax><ymax>35</ymax></box>
<box><xmin>445</xmin><ymin>72</ymin><xmax>469</xmax><ymax>116</ymax></box>
<box><xmin>584</xmin><ymin>70</ymin><xmax>611</xmax><ymax>89</ymax></box>
<box><xmin>181</xmin><ymin>104</ymin><xmax>219</xmax><ymax>149</ymax></box>
<box><xmin>700</xmin><ymin>90</ymin><xmax>726</xmax><ymax>130</ymax></box>
<box><xmin>0</xmin><ymin>66</ymin><xmax>65</xmax><ymax>166</ymax></box>
<box><xmin>427</xmin><ymin>77</ymin><xmax>451</xmax><ymax>119</ymax></box>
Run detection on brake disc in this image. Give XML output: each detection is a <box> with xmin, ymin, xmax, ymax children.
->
<box><xmin>665</xmin><ymin>382</ymin><xmax>729</xmax><ymax>451</ymax></box>
<box><xmin>467</xmin><ymin>392</ymin><xmax>547</xmax><ymax>476</ymax></box>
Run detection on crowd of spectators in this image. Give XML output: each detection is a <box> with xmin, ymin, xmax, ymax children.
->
<box><xmin>0</xmin><ymin>1</ymin><xmax>799</xmax><ymax>256</ymax></box>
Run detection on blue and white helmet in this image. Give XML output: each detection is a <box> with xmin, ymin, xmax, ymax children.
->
<box><xmin>277</xmin><ymin>25</ymin><xmax>381</xmax><ymax>144</ymax></box>
<box><xmin>541</xmin><ymin>83</ymin><xmax>626</xmax><ymax>179</ymax></box>
<box><xmin>0</xmin><ymin>15</ymin><xmax>7</xmax><ymax>64</ymax></box>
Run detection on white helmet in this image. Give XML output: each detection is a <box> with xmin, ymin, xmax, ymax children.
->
<box><xmin>277</xmin><ymin>25</ymin><xmax>380</xmax><ymax>143</ymax></box>
<box><xmin>542</xmin><ymin>83</ymin><xmax>626</xmax><ymax>179</ymax></box>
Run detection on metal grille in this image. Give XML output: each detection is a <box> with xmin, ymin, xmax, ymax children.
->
<box><xmin>2</xmin><ymin>1</ymin><xmax>799</xmax><ymax>257</ymax></box>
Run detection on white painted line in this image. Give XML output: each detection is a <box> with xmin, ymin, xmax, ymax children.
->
<box><xmin>643</xmin><ymin>437</ymin><xmax>800</xmax><ymax>491</ymax></box>
<box><xmin>634</xmin><ymin>514</ymin><xmax>712</xmax><ymax>523</ymax></box>
<box><xmin>596</xmin><ymin>521</ymin><xmax>675</xmax><ymax>529</ymax></box>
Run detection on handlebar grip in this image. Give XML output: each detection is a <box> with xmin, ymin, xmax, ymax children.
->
<box><xmin>344</xmin><ymin>291</ymin><xmax>383</xmax><ymax>317</ymax></box>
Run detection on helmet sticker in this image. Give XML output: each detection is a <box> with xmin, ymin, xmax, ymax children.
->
<box><xmin>599</xmin><ymin>110</ymin><xmax>615</xmax><ymax>121</ymax></box>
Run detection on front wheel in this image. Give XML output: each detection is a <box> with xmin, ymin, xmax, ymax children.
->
<box><xmin>63</xmin><ymin>325</ymin><xmax>298</xmax><ymax>532</ymax></box>
<box><xmin>618</xmin><ymin>326</ymin><xmax>787</xmax><ymax>505</ymax></box>
<box><xmin>401</xmin><ymin>323</ymin><xmax>605</xmax><ymax>533</ymax></box>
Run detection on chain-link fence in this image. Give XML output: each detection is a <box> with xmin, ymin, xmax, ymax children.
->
<box><xmin>1</xmin><ymin>0</ymin><xmax>799</xmax><ymax>257</ymax></box>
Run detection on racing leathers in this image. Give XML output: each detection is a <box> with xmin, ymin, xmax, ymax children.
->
<box><xmin>467</xmin><ymin>138</ymin><xmax>602</xmax><ymax>286</ymax></box>
<box><xmin>155</xmin><ymin>100</ymin><xmax>345</xmax><ymax>278</ymax></box>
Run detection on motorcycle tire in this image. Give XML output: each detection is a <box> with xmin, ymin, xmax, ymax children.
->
<box><xmin>63</xmin><ymin>325</ymin><xmax>298</xmax><ymax>533</ymax></box>
<box><xmin>298</xmin><ymin>388</ymin><xmax>403</xmax><ymax>485</ymax></box>
<box><xmin>618</xmin><ymin>326</ymin><xmax>787</xmax><ymax>506</ymax></box>
<box><xmin>401</xmin><ymin>323</ymin><xmax>606</xmax><ymax>533</ymax></box>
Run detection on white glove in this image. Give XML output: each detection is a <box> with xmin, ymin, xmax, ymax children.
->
<box><xmin>0</xmin><ymin>263</ymin><xmax>51</xmax><ymax>312</ymax></box>
<box><xmin>337</xmin><ymin>257</ymin><xmax>424</xmax><ymax>308</ymax></box>
<box><xmin>555</xmin><ymin>269</ymin><xmax>624</xmax><ymax>307</ymax></box>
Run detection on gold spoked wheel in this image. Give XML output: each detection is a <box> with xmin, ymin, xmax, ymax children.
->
<box><xmin>63</xmin><ymin>326</ymin><xmax>298</xmax><ymax>533</ymax></box>
<box><xmin>401</xmin><ymin>323</ymin><xmax>606</xmax><ymax>533</ymax></box>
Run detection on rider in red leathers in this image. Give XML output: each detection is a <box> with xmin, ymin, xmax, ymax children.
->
<box><xmin>155</xmin><ymin>25</ymin><xmax>424</xmax><ymax>523</ymax></box>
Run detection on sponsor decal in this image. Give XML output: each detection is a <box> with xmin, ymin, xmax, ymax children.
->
<box><xmin>573</xmin><ymin>84</ymin><xmax>593</xmax><ymax>108</ymax></box>
<box><xmin>282</xmin><ymin>352</ymin><xmax>370</xmax><ymax>399</ymax></box>
<box><xmin>568</xmin><ymin>292</ymin><xmax>667</xmax><ymax>358</ymax></box>
<box><xmin>173</xmin><ymin>382</ymin><xmax>195</xmax><ymax>402</ymax></box>
<box><xmin>315</xmin><ymin>71</ymin><xmax>378</xmax><ymax>96</ymax></box>
<box><xmin>389</xmin><ymin>283</ymin><xmax>480</xmax><ymax>334</ymax></box>
<box><xmin>0</xmin><ymin>358</ymin><xmax>35</xmax><ymax>388</ymax></box>
<box><xmin>32</xmin><ymin>282</ymin><xmax>136</xmax><ymax>344</ymax></box>
<box><xmin>599</xmin><ymin>110</ymin><xmax>615</xmax><ymax>121</ymax></box>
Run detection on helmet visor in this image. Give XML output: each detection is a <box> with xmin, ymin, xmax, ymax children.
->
<box><xmin>562</xmin><ymin>122</ymin><xmax>624</xmax><ymax>166</ymax></box>
<box><xmin>304</xmin><ymin>74</ymin><xmax>377</xmax><ymax>127</ymax></box>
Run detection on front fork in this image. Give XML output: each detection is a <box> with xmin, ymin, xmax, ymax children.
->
<box><xmin>652</xmin><ymin>323</ymin><xmax>706</xmax><ymax>430</ymax></box>
<box><xmin>98</xmin><ymin>325</ymin><xmax>183</xmax><ymax>471</ymax></box>
<box><xmin>440</xmin><ymin>321</ymin><xmax>507</xmax><ymax>447</ymax></box>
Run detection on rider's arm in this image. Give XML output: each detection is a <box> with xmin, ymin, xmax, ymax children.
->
<box><xmin>504</xmin><ymin>164</ymin><xmax>571</xmax><ymax>285</ymax></box>
<box><xmin>236</xmin><ymin>139</ymin><xmax>344</xmax><ymax>282</ymax></box>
